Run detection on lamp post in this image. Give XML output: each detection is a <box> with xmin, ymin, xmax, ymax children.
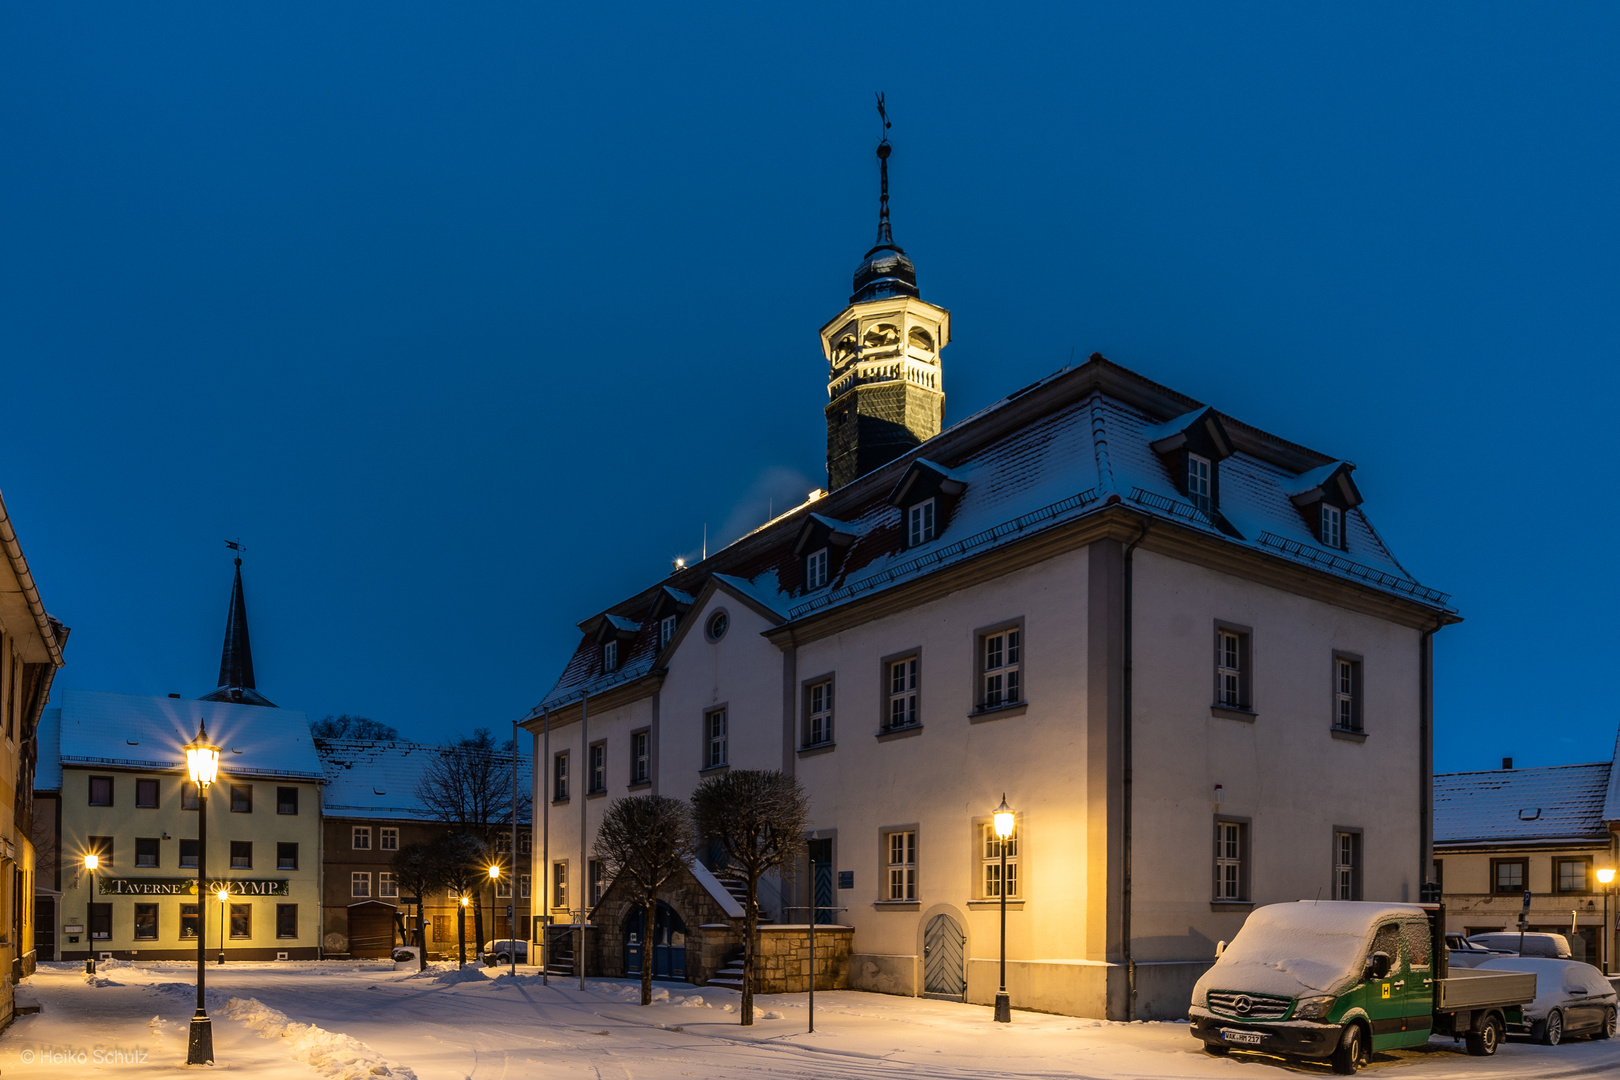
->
<box><xmin>1599</xmin><ymin>867</ymin><xmax>1616</xmax><ymax>975</ymax></box>
<box><xmin>82</xmin><ymin>853</ymin><xmax>99</xmax><ymax>975</ymax></box>
<box><xmin>217</xmin><ymin>888</ymin><xmax>229</xmax><ymax>965</ymax></box>
<box><xmin>185</xmin><ymin>721</ymin><xmax>221</xmax><ymax>1066</ymax></box>
<box><xmin>458</xmin><ymin>895</ymin><xmax>469</xmax><ymax>968</ymax></box>
<box><xmin>993</xmin><ymin>795</ymin><xmax>1015</xmax><ymax>1024</ymax></box>
<box><xmin>488</xmin><ymin>864</ymin><xmax>501</xmax><ymax>968</ymax></box>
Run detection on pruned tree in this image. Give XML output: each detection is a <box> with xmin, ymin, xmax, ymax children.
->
<box><xmin>593</xmin><ymin>795</ymin><xmax>696</xmax><ymax>1005</ymax></box>
<box><xmin>414</xmin><ymin>728</ymin><xmax>531</xmax><ymax>846</ymax></box>
<box><xmin>431</xmin><ymin>831</ymin><xmax>488</xmax><ymax>965</ymax></box>
<box><xmin>391</xmin><ymin>841</ymin><xmax>447</xmax><ymax>970</ymax></box>
<box><xmin>690</xmin><ymin>770</ymin><xmax>810</xmax><ymax>1025</ymax></box>
<box><xmin>311</xmin><ymin>714</ymin><xmax>399</xmax><ymax>740</ymax></box>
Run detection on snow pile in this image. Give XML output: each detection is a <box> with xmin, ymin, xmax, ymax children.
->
<box><xmin>84</xmin><ymin>973</ymin><xmax>121</xmax><ymax>987</ymax></box>
<box><xmin>427</xmin><ymin>966</ymin><xmax>490</xmax><ymax>986</ymax></box>
<box><xmin>583</xmin><ymin>981</ymin><xmax>720</xmax><ymax>1007</ymax></box>
<box><xmin>220</xmin><ymin>996</ymin><xmax>417</xmax><ymax>1080</ymax></box>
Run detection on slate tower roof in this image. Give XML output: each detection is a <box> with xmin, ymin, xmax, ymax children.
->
<box><xmin>200</xmin><ymin>556</ymin><xmax>275</xmax><ymax>707</ymax></box>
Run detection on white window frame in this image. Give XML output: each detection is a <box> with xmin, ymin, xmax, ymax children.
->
<box><xmin>352</xmin><ymin>826</ymin><xmax>371</xmax><ymax>851</ymax></box>
<box><xmin>351</xmin><ymin>871</ymin><xmax>371</xmax><ymax>898</ymax></box>
<box><xmin>1214</xmin><ymin>819</ymin><xmax>1246</xmax><ymax>901</ymax></box>
<box><xmin>1336</xmin><ymin>659</ymin><xmax>1355</xmax><ymax>730</ymax></box>
<box><xmin>1321</xmin><ymin>503</ymin><xmax>1342</xmax><ymax>548</ymax></box>
<box><xmin>590</xmin><ymin>858</ymin><xmax>606</xmax><ymax>906</ymax></box>
<box><xmin>553</xmin><ymin>751</ymin><xmax>569</xmax><ymax>801</ymax></box>
<box><xmin>496</xmin><ymin>875</ymin><xmax>512</xmax><ymax>899</ymax></box>
<box><xmin>1216</xmin><ymin>631</ymin><xmax>1242</xmax><ymax>708</ymax></box>
<box><xmin>806</xmin><ymin>547</ymin><xmax>829</xmax><ymax>590</ymax></box>
<box><xmin>981</xmin><ymin>626</ymin><xmax>1022</xmax><ymax>709</ymax></box>
<box><xmin>589</xmin><ymin>741</ymin><xmax>606</xmax><ymax>793</ymax></box>
<box><xmin>907</xmin><ymin>498</ymin><xmax>937</xmax><ymax>546</ymax></box>
<box><xmin>885</xmin><ymin>654</ymin><xmax>919</xmax><ymax>730</ymax></box>
<box><xmin>603</xmin><ymin>640</ymin><xmax>618</xmax><ymax>672</ymax></box>
<box><xmin>552</xmin><ymin>861</ymin><xmax>568</xmax><ymax>909</ymax></box>
<box><xmin>379</xmin><ymin>827</ymin><xmax>399</xmax><ymax>851</ymax></box>
<box><xmin>379</xmin><ymin>871</ymin><xmax>398</xmax><ymax>899</ymax></box>
<box><xmin>520</xmin><ymin>873</ymin><xmax>531</xmax><ymax>899</ymax></box>
<box><xmin>630</xmin><ymin>729</ymin><xmax>650</xmax><ymax>784</ymax></box>
<box><xmin>806</xmin><ymin>679</ymin><xmax>834</xmax><ymax>747</ymax></box>
<box><xmin>705</xmin><ymin>708</ymin><xmax>728</xmax><ymax>769</ymax></box>
<box><xmin>659</xmin><ymin>614</ymin><xmax>677</xmax><ymax>649</ymax></box>
<box><xmin>1187</xmin><ymin>453</ymin><xmax>1212</xmax><ymax>515</ymax></box>
<box><xmin>885</xmin><ymin>830</ymin><xmax>916</xmax><ymax>901</ymax></box>
<box><xmin>981</xmin><ymin>820</ymin><xmax>1019</xmax><ymax>899</ymax></box>
<box><xmin>1334</xmin><ymin>830</ymin><xmax>1360</xmax><ymax>901</ymax></box>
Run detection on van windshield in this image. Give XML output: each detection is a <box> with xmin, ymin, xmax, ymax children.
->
<box><xmin>1214</xmin><ymin>904</ymin><xmax>1386</xmax><ymax>995</ymax></box>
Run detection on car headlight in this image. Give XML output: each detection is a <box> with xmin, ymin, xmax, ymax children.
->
<box><xmin>1294</xmin><ymin>996</ymin><xmax>1336</xmax><ymax>1021</ymax></box>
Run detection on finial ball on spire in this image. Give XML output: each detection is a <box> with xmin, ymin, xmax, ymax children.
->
<box><xmin>877</xmin><ymin>141</ymin><xmax>891</xmax><ymax>160</ymax></box>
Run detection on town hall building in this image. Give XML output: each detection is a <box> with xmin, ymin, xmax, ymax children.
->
<box><xmin>520</xmin><ymin>128</ymin><xmax>1459</xmax><ymax>1020</ymax></box>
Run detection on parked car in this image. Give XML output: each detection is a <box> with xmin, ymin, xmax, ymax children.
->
<box><xmin>1476</xmin><ymin>956</ymin><xmax>1617</xmax><ymax>1044</ymax></box>
<box><xmin>1466</xmin><ymin>932</ymin><xmax>1572</xmax><ymax>959</ymax></box>
<box><xmin>1445</xmin><ymin>934</ymin><xmax>1504</xmax><ymax>968</ymax></box>
<box><xmin>481</xmin><ymin>938</ymin><xmax>527</xmax><ymax>965</ymax></box>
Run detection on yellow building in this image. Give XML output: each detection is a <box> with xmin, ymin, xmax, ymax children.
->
<box><xmin>0</xmin><ymin>489</ymin><xmax>68</xmax><ymax>1026</ymax></box>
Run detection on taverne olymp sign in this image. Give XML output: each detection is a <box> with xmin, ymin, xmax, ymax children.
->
<box><xmin>98</xmin><ymin>878</ymin><xmax>290</xmax><ymax>897</ymax></box>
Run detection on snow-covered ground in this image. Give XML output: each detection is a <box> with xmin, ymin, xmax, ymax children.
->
<box><xmin>4</xmin><ymin>959</ymin><xmax>1617</xmax><ymax>1079</ymax></box>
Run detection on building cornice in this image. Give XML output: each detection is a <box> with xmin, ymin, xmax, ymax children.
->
<box><xmin>521</xmin><ymin>669</ymin><xmax>665</xmax><ymax>732</ymax></box>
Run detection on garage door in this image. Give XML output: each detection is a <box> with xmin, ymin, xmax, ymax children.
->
<box><xmin>349</xmin><ymin>905</ymin><xmax>397</xmax><ymax>958</ymax></box>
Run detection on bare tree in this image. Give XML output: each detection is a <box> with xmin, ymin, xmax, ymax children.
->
<box><xmin>311</xmin><ymin>714</ymin><xmax>399</xmax><ymax>740</ymax></box>
<box><xmin>391</xmin><ymin>840</ymin><xmax>447</xmax><ymax>970</ymax></box>
<box><xmin>593</xmin><ymin>795</ymin><xmax>696</xmax><ymax>1005</ymax></box>
<box><xmin>690</xmin><ymin>770</ymin><xmax>810</xmax><ymax>1025</ymax></box>
<box><xmin>432</xmin><ymin>832</ymin><xmax>488</xmax><ymax>965</ymax></box>
<box><xmin>414</xmin><ymin>728</ymin><xmax>532</xmax><ymax>846</ymax></box>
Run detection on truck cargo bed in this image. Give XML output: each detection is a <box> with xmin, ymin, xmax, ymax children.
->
<box><xmin>1436</xmin><ymin>968</ymin><xmax>1536</xmax><ymax>1011</ymax></box>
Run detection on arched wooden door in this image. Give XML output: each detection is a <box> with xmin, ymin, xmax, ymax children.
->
<box><xmin>623</xmin><ymin>902</ymin><xmax>689</xmax><ymax>980</ymax></box>
<box><xmin>922</xmin><ymin>913</ymin><xmax>966</xmax><ymax>1000</ymax></box>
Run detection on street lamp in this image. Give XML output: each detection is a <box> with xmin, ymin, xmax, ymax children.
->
<box><xmin>82</xmin><ymin>853</ymin><xmax>99</xmax><ymax>975</ymax></box>
<box><xmin>993</xmin><ymin>795</ymin><xmax>1015</xmax><ymax>1024</ymax></box>
<box><xmin>217</xmin><ymin>888</ymin><xmax>229</xmax><ymax>965</ymax></box>
<box><xmin>458</xmin><ymin>895</ymin><xmax>469</xmax><ymax>968</ymax></box>
<box><xmin>185</xmin><ymin>721</ymin><xmax>220</xmax><ymax>1066</ymax></box>
<box><xmin>1599</xmin><ymin>867</ymin><xmax>1617</xmax><ymax>975</ymax></box>
<box><xmin>488</xmin><ymin>864</ymin><xmax>502</xmax><ymax>971</ymax></box>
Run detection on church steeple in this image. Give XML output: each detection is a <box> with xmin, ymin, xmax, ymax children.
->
<box><xmin>821</xmin><ymin>95</ymin><xmax>950</xmax><ymax>491</ymax></box>
<box><xmin>200</xmin><ymin>548</ymin><xmax>276</xmax><ymax>707</ymax></box>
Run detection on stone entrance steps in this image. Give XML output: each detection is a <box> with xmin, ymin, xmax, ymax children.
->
<box><xmin>707</xmin><ymin>959</ymin><xmax>746</xmax><ymax>990</ymax></box>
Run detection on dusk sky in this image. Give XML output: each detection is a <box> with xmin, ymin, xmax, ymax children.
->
<box><xmin>3</xmin><ymin>5</ymin><xmax>1615</xmax><ymax>773</ymax></box>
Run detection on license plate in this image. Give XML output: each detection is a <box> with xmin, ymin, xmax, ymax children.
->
<box><xmin>1221</xmin><ymin>1029</ymin><xmax>1264</xmax><ymax>1045</ymax></box>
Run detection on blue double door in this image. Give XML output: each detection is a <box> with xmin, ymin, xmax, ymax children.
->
<box><xmin>624</xmin><ymin>901</ymin><xmax>688</xmax><ymax>980</ymax></box>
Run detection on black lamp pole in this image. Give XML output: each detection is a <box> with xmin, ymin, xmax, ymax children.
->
<box><xmin>188</xmin><ymin>778</ymin><xmax>213</xmax><ymax>1063</ymax></box>
<box><xmin>993</xmin><ymin>795</ymin><xmax>1012</xmax><ymax>1024</ymax></box>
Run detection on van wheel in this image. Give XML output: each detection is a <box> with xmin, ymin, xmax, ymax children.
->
<box><xmin>1537</xmin><ymin>1008</ymin><xmax>1563</xmax><ymax>1046</ymax></box>
<box><xmin>1330</xmin><ymin>1023</ymin><xmax>1365</xmax><ymax>1075</ymax></box>
<box><xmin>1596</xmin><ymin>1006</ymin><xmax>1616</xmax><ymax>1040</ymax></box>
<box><xmin>1465</xmin><ymin>1013</ymin><xmax>1502</xmax><ymax>1056</ymax></box>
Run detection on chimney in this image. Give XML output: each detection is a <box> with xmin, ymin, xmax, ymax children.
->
<box><xmin>169</xmin><ymin>693</ymin><xmax>181</xmax><ymax>699</ymax></box>
<box><xmin>1502</xmin><ymin>757</ymin><xmax>1513</xmax><ymax>770</ymax></box>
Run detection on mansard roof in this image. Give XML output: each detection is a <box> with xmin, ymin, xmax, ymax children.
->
<box><xmin>526</xmin><ymin>354</ymin><xmax>1457</xmax><ymax>719</ymax></box>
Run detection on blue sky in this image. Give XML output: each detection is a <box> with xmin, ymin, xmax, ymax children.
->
<box><xmin>3</xmin><ymin>5</ymin><xmax>1615</xmax><ymax>771</ymax></box>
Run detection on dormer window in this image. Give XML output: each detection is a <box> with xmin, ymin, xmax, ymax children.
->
<box><xmin>806</xmin><ymin>548</ymin><xmax>829</xmax><ymax>590</ymax></box>
<box><xmin>602</xmin><ymin>641</ymin><xmax>619</xmax><ymax>673</ymax></box>
<box><xmin>659</xmin><ymin>614</ymin><xmax>678</xmax><ymax>648</ymax></box>
<box><xmin>1187</xmin><ymin>454</ymin><xmax>1212</xmax><ymax>516</ymax></box>
<box><xmin>1320</xmin><ymin>504</ymin><xmax>1342</xmax><ymax>549</ymax></box>
<box><xmin>907</xmin><ymin>498</ymin><xmax>937</xmax><ymax>546</ymax></box>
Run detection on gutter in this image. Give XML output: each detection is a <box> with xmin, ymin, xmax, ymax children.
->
<box><xmin>1122</xmin><ymin>518</ymin><xmax>1150</xmax><ymax>1020</ymax></box>
<box><xmin>1420</xmin><ymin>615</ymin><xmax>1447</xmax><ymax>899</ymax></box>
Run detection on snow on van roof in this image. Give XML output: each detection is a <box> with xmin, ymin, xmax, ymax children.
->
<box><xmin>1193</xmin><ymin>901</ymin><xmax>1426</xmax><ymax>1001</ymax></box>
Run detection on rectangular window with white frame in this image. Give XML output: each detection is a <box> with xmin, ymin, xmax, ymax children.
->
<box><xmin>352</xmin><ymin>871</ymin><xmax>371</xmax><ymax>898</ymax></box>
<box><xmin>1320</xmin><ymin>503</ymin><xmax>1343</xmax><ymax>548</ymax></box>
<box><xmin>805</xmin><ymin>547</ymin><xmax>829</xmax><ymax>590</ymax></box>
<box><xmin>883</xmin><ymin>652</ymin><xmax>920</xmax><ymax>731</ymax></box>
<box><xmin>553</xmin><ymin>751</ymin><xmax>569</xmax><ymax>801</ymax></box>
<box><xmin>520</xmin><ymin>873</ymin><xmax>531</xmax><ymax>899</ymax></box>
<box><xmin>603</xmin><ymin>640</ymin><xmax>618</xmax><ymax>673</ymax></box>
<box><xmin>804</xmin><ymin>677</ymin><xmax>834</xmax><ymax>748</ymax></box>
<box><xmin>630</xmin><ymin>729</ymin><xmax>650</xmax><ymax>785</ymax></box>
<box><xmin>980</xmin><ymin>819</ymin><xmax>1019</xmax><ymax>899</ymax></box>
<box><xmin>704</xmin><ymin>708</ymin><xmax>728</xmax><ymax>769</ymax></box>
<box><xmin>1213</xmin><ymin>622</ymin><xmax>1252</xmax><ymax>712</ymax></box>
<box><xmin>1187</xmin><ymin>453</ymin><xmax>1212</xmax><ymax>515</ymax></box>
<box><xmin>906</xmin><ymin>498</ymin><xmax>937</xmax><ymax>546</ymax></box>
<box><xmin>884</xmin><ymin>829</ymin><xmax>916</xmax><ymax>901</ymax></box>
<box><xmin>589</xmin><ymin>740</ymin><xmax>606</xmax><ymax>793</ymax></box>
<box><xmin>1333</xmin><ymin>653</ymin><xmax>1363</xmax><ymax>732</ymax></box>
<box><xmin>552</xmin><ymin>861</ymin><xmax>568</xmax><ymax>909</ymax></box>
<box><xmin>659</xmin><ymin>614</ymin><xmax>677</xmax><ymax>649</ymax></box>
<box><xmin>379</xmin><ymin>827</ymin><xmax>399</xmax><ymax>851</ymax></box>
<box><xmin>1333</xmin><ymin>829</ymin><xmax>1362</xmax><ymax>900</ymax></box>
<box><xmin>352</xmin><ymin>826</ymin><xmax>371</xmax><ymax>850</ymax></box>
<box><xmin>590</xmin><ymin>858</ymin><xmax>606</xmax><ymax>906</ymax></box>
<box><xmin>496</xmin><ymin>874</ymin><xmax>511</xmax><ymax>899</ymax></box>
<box><xmin>1213</xmin><ymin>818</ymin><xmax>1249</xmax><ymax>902</ymax></box>
<box><xmin>978</xmin><ymin>621</ymin><xmax>1023</xmax><ymax>711</ymax></box>
<box><xmin>379</xmin><ymin>871</ymin><xmax>399</xmax><ymax>899</ymax></box>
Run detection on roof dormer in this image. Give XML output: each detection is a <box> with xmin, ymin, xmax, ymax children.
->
<box><xmin>585</xmin><ymin>614</ymin><xmax>640</xmax><ymax>673</ymax></box>
<box><xmin>648</xmin><ymin>586</ymin><xmax>694</xmax><ymax>650</ymax></box>
<box><xmin>1147</xmin><ymin>406</ymin><xmax>1233</xmax><ymax>519</ymax></box>
<box><xmin>888</xmin><ymin>458</ymin><xmax>968</xmax><ymax>548</ymax></box>
<box><xmin>1286</xmin><ymin>461</ymin><xmax>1363</xmax><ymax>550</ymax></box>
<box><xmin>792</xmin><ymin>514</ymin><xmax>864</xmax><ymax>593</ymax></box>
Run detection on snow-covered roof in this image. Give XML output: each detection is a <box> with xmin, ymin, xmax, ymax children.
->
<box><xmin>1435</xmin><ymin>763</ymin><xmax>1613</xmax><ymax>846</ymax></box>
<box><xmin>57</xmin><ymin>689</ymin><xmax>321</xmax><ymax>780</ymax></box>
<box><xmin>35</xmin><ymin>706</ymin><xmax>61</xmax><ymax>792</ymax></box>
<box><xmin>527</xmin><ymin>356</ymin><xmax>1456</xmax><ymax>719</ymax></box>
<box><xmin>317</xmin><ymin>738</ymin><xmax>531</xmax><ymax>822</ymax></box>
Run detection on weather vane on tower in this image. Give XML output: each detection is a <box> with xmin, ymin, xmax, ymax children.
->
<box><xmin>874</xmin><ymin>91</ymin><xmax>894</xmax><ymax>247</ymax></box>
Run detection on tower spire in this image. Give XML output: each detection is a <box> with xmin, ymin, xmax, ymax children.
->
<box><xmin>876</xmin><ymin>92</ymin><xmax>894</xmax><ymax>247</ymax></box>
<box><xmin>199</xmin><ymin>542</ymin><xmax>276</xmax><ymax>707</ymax></box>
<box><xmin>849</xmin><ymin>92</ymin><xmax>919</xmax><ymax>305</ymax></box>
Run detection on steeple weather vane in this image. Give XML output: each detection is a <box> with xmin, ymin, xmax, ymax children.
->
<box><xmin>225</xmin><ymin>538</ymin><xmax>245</xmax><ymax>567</ymax></box>
<box><xmin>875</xmin><ymin>91</ymin><xmax>894</xmax><ymax>247</ymax></box>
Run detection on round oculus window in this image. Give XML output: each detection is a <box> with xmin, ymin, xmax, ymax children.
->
<box><xmin>706</xmin><ymin>609</ymin><xmax>729</xmax><ymax>642</ymax></box>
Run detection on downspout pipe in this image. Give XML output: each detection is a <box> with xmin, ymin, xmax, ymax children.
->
<box><xmin>1419</xmin><ymin>617</ymin><xmax>1445</xmax><ymax>901</ymax></box>
<box><xmin>1122</xmin><ymin>518</ymin><xmax>1150</xmax><ymax>1021</ymax></box>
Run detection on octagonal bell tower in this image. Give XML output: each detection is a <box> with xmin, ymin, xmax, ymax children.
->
<box><xmin>821</xmin><ymin>116</ymin><xmax>950</xmax><ymax>491</ymax></box>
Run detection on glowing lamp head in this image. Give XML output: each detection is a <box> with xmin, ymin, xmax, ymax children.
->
<box><xmin>185</xmin><ymin>721</ymin><xmax>221</xmax><ymax>787</ymax></box>
<box><xmin>216</xmin><ymin>889</ymin><xmax>229</xmax><ymax>902</ymax></box>
<box><xmin>83</xmin><ymin>853</ymin><xmax>99</xmax><ymax>871</ymax></box>
<box><xmin>1600</xmin><ymin>867</ymin><xmax>1617</xmax><ymax>886</ymax></box>
<box><xmin>488</xmin><ymin>865</ymin><xmax>501</xmax><ymax>879</ymax></box>
<box><xmin>993</xmin><ymin>794</ymin><xmax>1015</xmax><ymax>841</ymax></box>
<box><xmin>459</xmin><ymin>896</ymin><xmax>469</xmax><ymax>907</ymax></box>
